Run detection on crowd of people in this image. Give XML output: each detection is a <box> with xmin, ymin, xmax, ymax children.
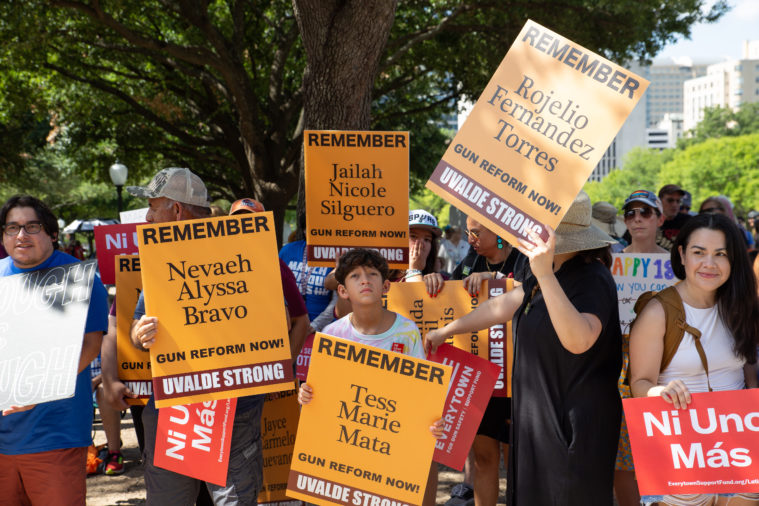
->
<box><xmin>2</xmin><ymin>169</ymin><xmax>759</xmax><ymax>506</ymax></box>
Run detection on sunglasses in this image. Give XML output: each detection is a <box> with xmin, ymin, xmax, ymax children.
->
<box><xmin>624</xmin><ymin>208</ymin><xmax>657</xmax><ymax>220</ymax></box>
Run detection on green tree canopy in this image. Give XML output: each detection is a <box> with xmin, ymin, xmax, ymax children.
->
<box><xmin>681</xmin><ymin>103</ymin><xmax>759</xmax><ymax>147</ymax></box>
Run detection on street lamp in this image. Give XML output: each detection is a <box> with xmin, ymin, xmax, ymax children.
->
<box><xmin>109</xmin><ymin>161</ymin><xmax>128</xmax><ymax>215</ymax></box>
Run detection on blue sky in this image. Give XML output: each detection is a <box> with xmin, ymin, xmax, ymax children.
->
<box><xmin>656</xmin><ymin>0</ymin><xmax>759</xmax><ymax>62</ymax></box>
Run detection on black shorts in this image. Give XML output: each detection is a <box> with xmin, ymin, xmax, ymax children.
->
<box><xmin>476</xmin><ymin>396</ymin><xmax>510</xmax><ymax>443</ymax></box>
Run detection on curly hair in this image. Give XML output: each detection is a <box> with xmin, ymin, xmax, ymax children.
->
<box><xmin>335</xmin><ymin>248</ymin><xmax>389</xmax><ymax>285</ymax></box>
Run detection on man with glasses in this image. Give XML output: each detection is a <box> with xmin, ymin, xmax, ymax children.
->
<box><xmin>0</xmin><ymin>195</ymin><xmax>108</xmax><ymax>505</ymax></box>
<box><xmin>621</xmin><ymin>190</ymin><xmax>668</xmax><ymax>254</ymax></box>
<box><xmin>658</xmin><ymin>184</ymin><xmax>691</xmax><ymax>250</ymax></box>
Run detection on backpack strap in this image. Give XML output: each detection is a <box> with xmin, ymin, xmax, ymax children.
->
<box><xmin>634</xmin><ymin>285</ymin><xmax>712</xmax><ymax>392</ymax></box>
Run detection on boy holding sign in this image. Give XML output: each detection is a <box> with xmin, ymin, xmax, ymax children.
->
<box><xmin>299</xmin><ymin>248</ymin><xmax>444</xmax><ymax>506</ymax></box>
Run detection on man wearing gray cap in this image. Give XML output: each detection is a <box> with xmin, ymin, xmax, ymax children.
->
<box><xmin>125</xmin><ymin>168</ymin><xmax>264</xmax><ymax>505</ymax></box>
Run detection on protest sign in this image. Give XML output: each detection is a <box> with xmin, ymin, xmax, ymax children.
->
<box><xmin>611</xmin><ymin>253</ymin><xmax>675</xmax><ymax>333</ymax></box>
<box><xmin>115</xmin><ymin>255</ymin><xmax>151</xmax><ymax>405</ymax></box>
<box><xmin>287</xmin><ymin>334</ymin><xmax>451</xmax><ymax>506</ymax></box>
<box><xmin>426</xmin><ymin>19</ymin><xmax>648</xmax><ymax>247</ymax></box>
<box><xmin>624</xmin><ymin>390</ymin><xmax>759</xmax><ymax>496</ymax></box>
<box><xmin>94</xmin><ymin>223</ymin><xmax>142</xmax><ymax>284</ymax></box>
<box><xmin>304</xmin><ymin>130</ymin><xmax>409</xmax><ymax>268</ymax></box>
<box><xmin>295</xmin><ymin>333</ymin><xmax>314</xmax><ymax>382</ymax></box>
<box><xmin>428</xmin><ymin>344</ymin><xmax>500</xmax><ymax>470</ymax></box>
<box><xmin>120</xmin><ymin>207</ymin><xmax>148</xmax><ymax>224</ymax></box>
<box><xmin>137</xmin><ymin>213</ymin><xmax>294</xmax><ymax>408</ymax></box>
<box><xmin>486</xmin><ymin>278</ymin><xmax>511</xmax><ymax>397</ymax></box>
<box><xmin>154</xmin><ymin>397</ymin><xmax>237</xmax><ymax>486</ymax></box>
<box><xmin>0</xmin><ymin>260</ymin><xmax>96</xmax><ymax>411</ymax></box>
<box><xmin>258</xmin><ymin>389</ymin><xmax>304</xmax><ymax>506</ymax></box>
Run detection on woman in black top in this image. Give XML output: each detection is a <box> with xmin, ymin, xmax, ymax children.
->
<box><xmin>426</xmin><ymin>192</ymin><xmax>622</xmax><ymax>505</ymax></box>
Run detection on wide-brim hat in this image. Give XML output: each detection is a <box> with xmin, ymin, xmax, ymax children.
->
<box><xmin>555</xmin><ymin>191</ymin><xmax>616</xmax><ymax>255</ymax></box>
<box><xmin>591</xmin><ymin>201</ymin><xmax>626</xmax><ymax>238</ymax></box>
<box><xmin>408</xmin><ymin>209</ymin><xmax>442</xmax><ymax>237</ymax></box>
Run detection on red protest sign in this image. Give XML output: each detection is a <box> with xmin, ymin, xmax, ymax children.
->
<box><xmin>94</xmin><ymin>223</ymin><xmax>142</xmax><ymax>284</ymax></box>
<box><xmin>624</xmin><ymin>390</ymin><xmax>759</xmax><ymax>496</ymax></box>
<box><xmin>295</xmin><ymin>332</ymin><xmax>315</xmax><ymax>382</ymax></box>
<box><xmin>428</xmin><ymin>344</ymin><xmax>500</xmax><ymax>470</ymax></box>
<box><xmin>154</xmin><ymin>398</ymin><xmax>237</xmax><ymax>486</ymax></box>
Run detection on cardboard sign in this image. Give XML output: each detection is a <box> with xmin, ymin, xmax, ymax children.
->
<box><xmin>154</xmin><ymin>397</ymin><xmax>237</xmax><ymax>486</ymax></box>
<box><xmin>94</xmin><ymin>222</ymin><xmax>142</xmax><ymax>284</ymax></box>
<box><xmin>115</xmin><ymin>255</ymin><xmax>151</xmax><ymax>405</ymax></box>
<box><xmin>287</xmin><ymin>334</ymin><xmax>451</xmax><ymax>506</ymax></box>
<box><xmin>426</xmin><ymin>20</ymin><xmax>648</xmax><ymax>246</ymax></box>
<box><xmin>258</xmin><ymin>390</ymin><xmax>305</xmax><ymax>506</ymax></box>
<box><xmin>428</xmin><ymin>344</ymin><xmax>500</xmax><ymax>470</ymax></box>
<box><xmin>304</xmin><ymin>130</ymin><xmax>410</xmax><ymax>268</ymax></box>
<box><xmin>624</xmin><ymin>390</ymin><xmax>759</xmax><ymax>496</ymax></box>
<box><xmin>611</xmin><ymin>253</ymin><xmax>676</xmax><ymax>333</ymax></box>
<box><xmin>0</xmin><ymin>260</ymin><xmax>96</xmax><ymax>411</ymax></box>
<box><xmin>136</xmin><ymin>213</ymin><xmax>294</xmax><ymax>408</ymax></box>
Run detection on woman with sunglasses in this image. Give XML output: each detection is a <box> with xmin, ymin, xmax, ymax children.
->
<box><xmin>621</xmin><ymin>190</ymin><xmax>668</xmax><ymax>255</ymax></box>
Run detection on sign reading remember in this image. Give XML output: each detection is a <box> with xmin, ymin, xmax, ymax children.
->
<box><xmin>0</xmin><ymin>260</ymin><xmax>96</xmax><ymax>411</ymax></box>
<box><xmin>137</xmin><ymin>213</ymin><xmax>294</xmax><ymax>408</ymax></box>
<box><xmin>426</xmin><ymin>20</ymin><xmax>648</xmax><ymax>246</ymax></box>
<box><xmin>287</xmin><ymin>334</ymin><xmax>451</xmax><ymax>506</ymax></box>
<box><xmin>115</xmin><ymin>255</ymin><xmax>151</xmax><ymax>404</ymax></box>
<box><xmin>305</xmin><ymin>130</ymin><xmax>409</xmax><ymax>268</ymax></box>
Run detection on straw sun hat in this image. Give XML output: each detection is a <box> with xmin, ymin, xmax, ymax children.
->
<box><xmin>554</xmin><ymin>191</ymin><xmax>616</xmax><ymax>255</ymax></box>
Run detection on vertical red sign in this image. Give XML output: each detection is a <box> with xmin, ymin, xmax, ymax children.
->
<box><xmin>94</xmin><ymin>222</ymin><xmax>142</xmax><ymax>284</ymax></box>
<box><xmin>154</xmin><ymin>398</ymin><xmax>237</xmax><ymax>486</ymax></box>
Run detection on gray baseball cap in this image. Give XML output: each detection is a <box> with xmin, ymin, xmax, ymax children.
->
<box><xmin>127</xmin><ymin>168</ymin><xmax>209</xmax><ymax>207</ymax></box>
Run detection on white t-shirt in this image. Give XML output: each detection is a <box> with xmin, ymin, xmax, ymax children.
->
<box><xmin>658</xmin><ymin>302</ymin><xmax>745</xmax><ymax>393</ymax></box>
<box><xmin>322</xmin><ymin>313</ymin><xmax>426</xmax><ymax>360</ymax></box>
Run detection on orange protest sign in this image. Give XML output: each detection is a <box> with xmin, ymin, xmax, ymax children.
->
<box><xmin>287</xmin><ymin>334</ymin><xmax>451</xmax><ymax>506</ymax></box>
<box><xmin>115</xmin><ymin>255</ymin><xmax>151</xmax><ymax>405</ymax></box>
<box><xmin>304</xmin><ymin>130</ymin><xmax>409</xmax><ymax>268</ymax></box>
<box><xmin>258</xmin><ymin>390</ymin><xmax>304</xmax><ymax>506</ymax></box>
<box><xmin>426</xmin><ymin>19</ymin><xmax>648</xmax><ymax>246</ymax></box>
<box><xmin>136</xmin><ymin>213</ymin><xmax>294</xmax><ymax>408</ymax></box>
<box><xmin>383</xmin><ymin>280</ymin><xmax>486</xmax><ymax>358</ymax></box>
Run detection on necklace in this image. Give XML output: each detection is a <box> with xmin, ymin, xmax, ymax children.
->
<box><xmin>523</xmin><ymin>283</ymin><xmax>541</xmax><ymax>314</ymax></box>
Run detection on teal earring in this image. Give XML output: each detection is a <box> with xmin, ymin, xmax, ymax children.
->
<box><xmin>497</xmin><ymin>237</ymin><xmax>503</xmax><ymax>249</ymax></box>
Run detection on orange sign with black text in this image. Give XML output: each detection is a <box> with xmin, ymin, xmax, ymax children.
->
<box><xmin>426</xmin><ymin>19</ymin><xmax>648</xmax><ymax>247</ymax></box>
<box><xmin>115</xmin><ymin>255</ymin><xmax>151</xmax><ymax>405</ymax></box>
<box><xmin>287</xmin><ymin>334</ymin><xmax>451</xmax><ymax>506</ymax></box>
<box><xmin>136</xmin><ymin>213</ymin><xmax>294</xmax><ymax>408</ymax></box>
<box><xmin>624</xmin><ymin>390</ymin><xmax>759</xmax><ymax>496</ymax></box>
<box><xmin>304</xmin><ymin>130</ymin><xmax>409</xmax><ymax>268</ymax></box>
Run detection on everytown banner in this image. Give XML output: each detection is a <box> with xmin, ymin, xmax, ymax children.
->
<box><xmin>115</xmin><ymin>255</ymin><xmax>151</xmax><ymax>405</ymax></box>
<box><xmin>258</xmin><ymin>389</ymin><xmax>305</xmax><ymax>506</ymax></box>
<box><xmin>611</xmin><ymin>253</ymin><xmax>675</xmax><ymax>333</ymax></box>
<box><xmin>0</xmin><ymin>260</ymin><xmax>96</xmax><ymax>411</ymax></box>
<box><xmin>428</xmin><ymin>344</ymin><xmax>500</xmax><ymax>471</ymax></box>
<box><xmin>154</xmin><ymin>397</ymin><xmax>237</xmax><ymax>486</ymax></box>
<box><xmin>94</xmin><ymin>222</ymin><xmax>141</xmax><ymax>285</ymax></box>
<box><xmin>426</xmin><ymin>19</ymin><xmax>648</xmax><ymax>246</ymax></box>
<box><xmin>137</xmin><ymin>213</ymin><xmax>294</xmax><ymax>408</ymax></box>
<box><xmin>304</xmin><ymin>130</ymin><xmax>410</xmax><ymax>268</ymax></box>
<box><xmin>287</xmin><ymin>334</ymin><xmax>451</xmax><ymax>506</ymax></box>
<box><xmin>623</xmin><ymin>390</ymin><xmax>759</xmax><ymax>496</ymax></box>
<box><xmin>383</xmin><ymin>278</ymin><xmax>513</xmax><ymax>397</ymax></box>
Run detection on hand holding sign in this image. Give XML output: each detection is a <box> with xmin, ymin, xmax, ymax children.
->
<box><xmin>134</xmin><ymin>315</ymin><xmax>159</xmax><ymax>349</ymax></box>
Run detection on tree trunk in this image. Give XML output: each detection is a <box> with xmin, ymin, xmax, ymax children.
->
<box><xmin>293</xmin><ymin>0</ymin><xmax>398</xmax><ymax>231</ymax></box>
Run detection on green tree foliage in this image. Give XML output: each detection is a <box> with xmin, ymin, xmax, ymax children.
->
<box><xmin>660</xmin><ymin>133</ymin><xmax>759</xmax><ymax>213</ymax></box>
<box><xmin>0</xmin><ymin>0</ymin><xmax>728</xmax><ymax>229</ymax></box>
<box><xmin>584</xmin><ymin>147</ymin><xmax>674</xmax><ymax>209</ymax></box>
<box><xmin>681</xmin><ymin>103</ymin><xmax>759</xmax><ymax>147</ymax></box>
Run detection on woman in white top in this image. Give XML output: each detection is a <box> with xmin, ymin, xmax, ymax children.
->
<box><xmin>630</xmin><ymin>213</ymin><xmax>759</xmax><ymax>505</ymax></box>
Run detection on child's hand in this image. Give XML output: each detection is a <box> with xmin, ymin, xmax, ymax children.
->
<box><xmin>298</xmin><ymin>383</ymin><xmax>313</xmax><ymax>405</ymax></box>
<box><xmin>429</xmin><ymin>418</ymin><xmax>445</xmax><ymax>439</ymax></box>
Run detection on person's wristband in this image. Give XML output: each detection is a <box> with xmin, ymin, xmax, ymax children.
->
<box><xmin>405</xmin><ymin>269</ymin><xmax>423</xmax><ymax>279</ymax></box>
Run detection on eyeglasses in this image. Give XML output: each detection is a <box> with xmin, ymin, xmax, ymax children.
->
<box><xmin>624</xmin><ymin>208</ymin><xmax>657</xmax><ymax>220</ymax></box>
<box><xmin>464</xmin><ymin>229</ymin><xmax>481</xmax><ymax>239</ymax></box>
<box><xmin>2</xmin><ymin>222</ymin><xmax>44</xmax><ymax>236</ymax></box>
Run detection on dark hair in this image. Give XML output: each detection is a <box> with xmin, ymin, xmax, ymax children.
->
<box><xmin>1</xmin><ymin>195</ymin><xmax>60</xmax><ymax>249</ymax></box>
<box><xmin>671</xmin><ymin>213</ymin><xmax>759</xmax><ymax>363</ymax></box>
<box><xmin>575</xmin><ymin>245</ymin><xmax>612</xmax><ymax>269</ymax></box>
<box><xmin>411</xmin><ymin>227</ymin><xmax>440</xmax><ymax>275</ymax></box>
<box><xmin>335</xmin><ymin>248</ymin><xmax>389</xmax><ymax>285</ymax></box>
